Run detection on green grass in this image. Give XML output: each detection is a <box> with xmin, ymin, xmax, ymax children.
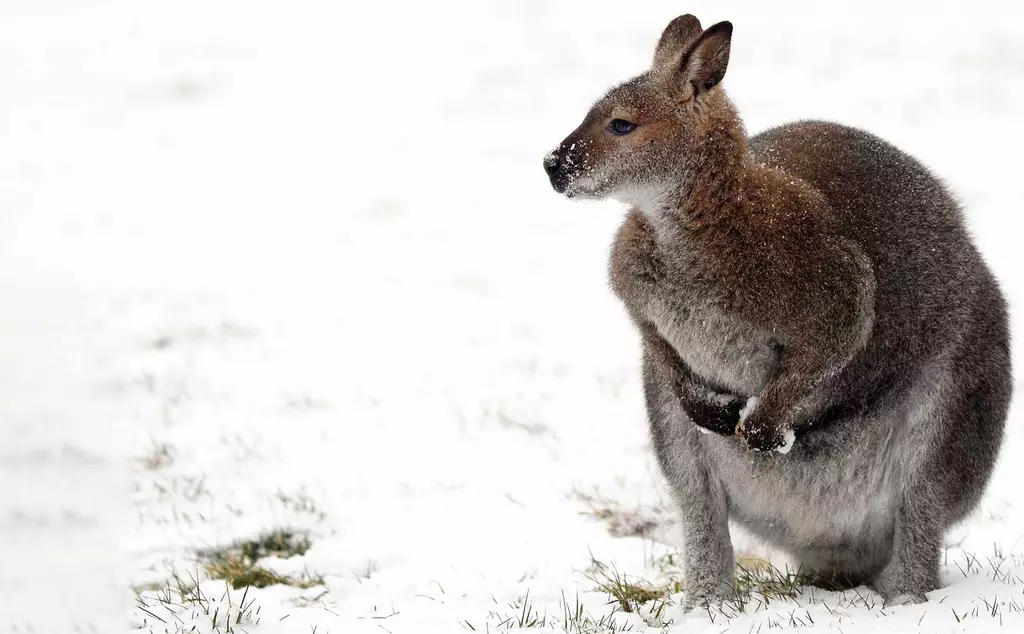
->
<box><xmin>483</xmin><ymin>555</ymin><xmax>818</xmax><ymax>634</ymax></box>
<box><xmin>488</xmin><ymin>589</ymin><xmax>549</xmax><ymax>629</ymax></box>
<box><xmin>487</xmin><ymin>588</ymin><xmax>647</xmax><ymax>633</ymax></box>
<box><xmin>583</xmin><ymin>551</ymin><xmax>826</xmax><ymax>624</ymax></box>
<box><xmin>732</xmin><ymin>560</ymin><xmax>813</xmax><ymax>603</ymax></box>
<box><xmin>134</xmin><ymin>570</ymin><xmax>263</xmax><ymax>633</ymax></box>
<box><xmin>585</xmin><ymin>560</ymin><xmax>673</xmax><ymax>614</ymax></box>
<box><xmin>200</xmin><ymin>530</ymin><xmax>323</xmax><ymax>590</ymax></box>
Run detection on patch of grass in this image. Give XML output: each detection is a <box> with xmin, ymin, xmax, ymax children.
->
<box><xmin>733</xmin><ymin>560</ymin><xmax>811</xmax><ymax>602</ymax></box>
<box><xmin>134</xmin><ymin>570</ymin><xmax>264</xmax><ymax>633</ymax></box>
<box><xmin>585</xmin><ymin>550</ymin><xmax>819</xmax><ymax>622</ymax></box>
<box><xmin>556</xmin><ymin>590</ymin><xmax>642</xmax><ymax>633</ymax></box>
<box><xmin>584</xmin><ymin>559</ymin><xmax>673</xmax><ymax>614</ymax></box>
<box><xmin>488</xmin><ymin>589</ymin><xmax>549</xmax><ymax>629</ymax></box>
<box><xmin>204</xmin><ymin>557</ymin><xmax>310</xmax><ymax>590</ymax></box>
<box><xmin>201</xmin><ymin>530</ymin><xmax>323</xmax><ymax>590</ymax></box>
<box><xmin>237</xmin><ymin>530</ymin><xmax>311</xmax><ymax>560</ymax></box>
<box><xmin>488</xmin><ymin>586</ymin><xmax>660</xmax><ymax>632</ymax></box>
<box><xmin>576</xmin><ymin>545</ymin><xmax>1024</xmax><ymax>629</ymax></box>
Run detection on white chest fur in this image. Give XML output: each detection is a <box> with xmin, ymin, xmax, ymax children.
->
<box><xmin>645</xmin><ymin>291</ymin><xmax>777</xmax><ymax>397</ymax></box>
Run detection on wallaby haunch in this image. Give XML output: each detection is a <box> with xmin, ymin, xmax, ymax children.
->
<box><xmin>543</xmin><ymin>15</ymin><xmax>1011</xmax><ymax>607</ymax></box>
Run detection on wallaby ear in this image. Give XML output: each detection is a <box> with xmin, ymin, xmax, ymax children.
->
<box><xmin>653</xmin><ymin>14</ymin><xmax>703</xmax><ymax>69</ymax></box>
<box><xmin>677</xmin><ymin>21</ymin><xmax>733</xmax><ymax>97</ymax></box>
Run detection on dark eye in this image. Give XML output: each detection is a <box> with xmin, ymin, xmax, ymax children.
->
<box><xmin>609</xmin><ymin>119</ymin><xmax>638</xmax><ymax>135</ymax></box>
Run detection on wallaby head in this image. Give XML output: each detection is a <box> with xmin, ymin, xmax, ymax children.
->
<box><xmin>543</xmin><ymin>16</ymin><xmax>741</xmax><ymax>206</ymax></box>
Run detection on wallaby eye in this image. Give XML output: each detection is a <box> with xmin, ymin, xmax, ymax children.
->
<box><xmin>609</xmin><ymin>119</ymin><xmax>638</xmax><ymax>136</ymax></box>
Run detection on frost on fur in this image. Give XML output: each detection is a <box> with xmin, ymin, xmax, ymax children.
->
<box><xmin>708</xmin><ymin>389</ymin><xmax>740</xmax><ymax>407</ymax></box>
<box><xmin>739</xmin><ymin>396</ymin><xmax>760</xmax><ymax>422</ymax></box>
<box><xmin>775</xmin><ymin>427</ymin><xmax>797</xmax><ymax>454</ymax></box>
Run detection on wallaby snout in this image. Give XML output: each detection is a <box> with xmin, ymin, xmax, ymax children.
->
<box><xmin>543</xmin><ymin>134</ymin><xmax>591</xmax><ymax>197</ymax></box>
<box><xmin>542</xmin><ymin>148</ymin><xmax>566</xmax><ymax>193</ymax></box>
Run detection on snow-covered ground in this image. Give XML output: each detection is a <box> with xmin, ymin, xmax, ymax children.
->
<box><xmin>2</xmin><ymin>1</ymin><xmax>1023</xmax><ymax>632</ymax></box>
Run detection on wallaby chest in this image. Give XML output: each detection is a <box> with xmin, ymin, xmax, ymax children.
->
<box><xmin>610</xmin><ymin>210</ymin><xmax>777</xmax><ymax>396</ymax></box>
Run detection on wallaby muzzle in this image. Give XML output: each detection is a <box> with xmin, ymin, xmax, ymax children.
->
<box><xmin>543</xmin><ymin>134</ymin><xmax>590</xmax><ymax>197</ymax></box>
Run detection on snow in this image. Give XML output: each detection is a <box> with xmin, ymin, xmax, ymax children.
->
<box><xmin>739</xmin><ymin>395</ymin><xmax>761</xmax><ymax>423</ymax></box>
<box><xmin>709</xmin><ymin>390</ymin><xmax>740</xmax><ymax>408</ymax></box>
<box><xmin>776</xmin><ymin>428</ymin><xmax>797</xmax><ymax>455</ymax></box>
<box><xmin>1</xmin><ymin>1</ymin><xmax>1023</xmax><ymax>633</ymax></box>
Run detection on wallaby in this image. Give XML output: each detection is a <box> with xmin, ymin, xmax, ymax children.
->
<box><xmin>543</xmin><ymin>15</ymin><xmax>1011</xmax><ymax>608</ymax></box>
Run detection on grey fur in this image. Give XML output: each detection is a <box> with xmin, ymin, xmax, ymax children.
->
<box><xmin>544</xmin><ymin>16</ymin><xmax>1012</xmax><ymax>609</ymax></box>
<box><xmin>635</xmin><ymin>121</ymin><xmax>1010</xmax><ymax>609</ymax></box>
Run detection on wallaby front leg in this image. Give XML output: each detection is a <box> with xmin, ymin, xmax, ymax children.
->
<box><xmin>736</xmin><ymin>351</ymin><xmax>815</xmax><ymax>451</ymax></box>
<box><xmin>738</xmin><ymin>238</ymin><xmax>875</xmax><ymax>452</ymax></box>
<box><xmin>737</xmin><ymin>342</ymin><xmax>846</xmax><ymax>452</ymax></box>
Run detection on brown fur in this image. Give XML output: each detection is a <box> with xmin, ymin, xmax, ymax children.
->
<box><xmin>549</xmin><ymin>17</ymin><xmax>873</xmax><ymax>449</ymax></box>
<box><xmin>543</xmin><ymin>14</ymin><xmax>1010</xmax><ymax>606</ymax></box>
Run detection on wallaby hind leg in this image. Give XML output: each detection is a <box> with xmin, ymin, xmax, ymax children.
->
<box><xmin>871</xmin><ymin>486</ymin><xmax>942</xmax><ymax>604</ymax></box>
<box><xmin>651</xmin><ymin>421</ymin><xmax>735</xmax><ymax>611</ymax></box>
<box><xmin>651</xmin><ymin>435</ymin><xmax>734</xmax><ymax>610</ymax></box>
<box><xmin>872</xmin><ymin>391</ymin><xmax>950</xmax><ymax>603</ymax></box>
<box><xmin>874</xmin><ymin>360</ymin><xmax>1009</xmax><ymax>605</ymax></box>
<box><xmin>678</xmin><ymin>472</ymin><xmax>735</xmax><ymax>609</ymax></box>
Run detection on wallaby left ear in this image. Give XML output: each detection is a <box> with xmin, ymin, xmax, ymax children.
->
<box><xmin>653</xmin><ymin>14</ymin><xmax>703</xmax><ymax>69</ymax></box>
<box><xmin>677</xmin><ymin>21</ymin><xmax>732</xmax><ymax>97</ymax></box>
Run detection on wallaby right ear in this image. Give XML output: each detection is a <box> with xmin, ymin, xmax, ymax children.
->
<box><xmin>653</xmin><ymin>14</ymin><xmax>703</xmax><ymax>69</ymax></box>
<box><xmin>675</xmin><ymin>21</ymin><xmax>733</xmax><ymax>98</ymax></box>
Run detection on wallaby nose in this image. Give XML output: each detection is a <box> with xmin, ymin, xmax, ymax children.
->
<box><xmin>543</xmin><ymin>151</ymin><xmax>561</xmax><ymax>176</ymax></box>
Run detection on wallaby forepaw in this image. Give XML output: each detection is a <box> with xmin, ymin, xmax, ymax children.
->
<box><xmin>735</xmin><ymin>399</ymin><xmax>797</xmax><ymax>453</ymax></box>
<box><xmin>737</xmin><ymin>418</ymin><xmax>795</xmax><ymax>453</ymax></box>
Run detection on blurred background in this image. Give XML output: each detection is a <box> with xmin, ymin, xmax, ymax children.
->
<box><xmin>1</xmin><ymin>1</ymin><xmax>1022</xmax><ymax>631</ymax></box>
